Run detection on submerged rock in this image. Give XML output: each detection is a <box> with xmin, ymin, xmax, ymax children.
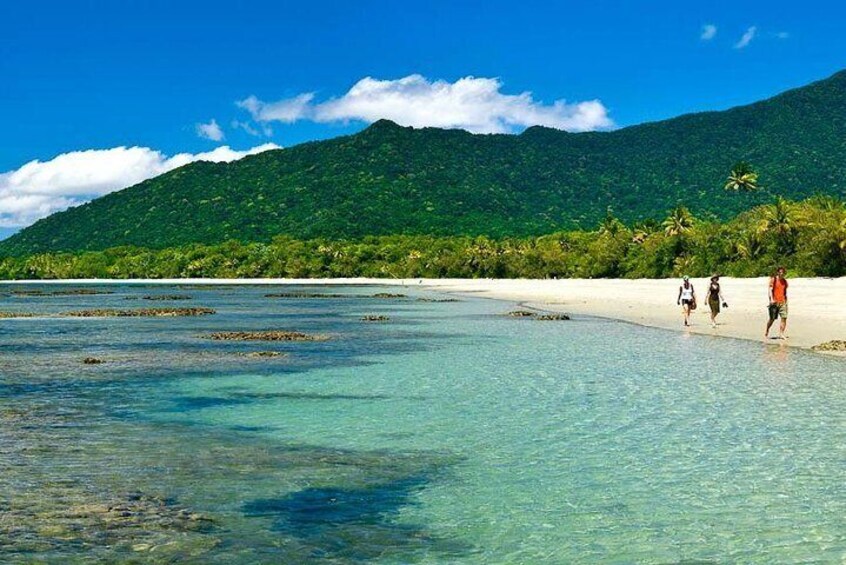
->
<box><xmin>812</xmin><ymin>340</ymin><xmax>846</xmax><ymax>352</ymax></box>
<box><xmin>361</xmin><ymin>315</ymin><xmax>390</xmax><ymax>322</ymax></box>
<box><xmin>205</xmin><ymin>331</ymin><xmax>328</xmax><ymax>342</ymax></box>
<box><xmin>237</xmin><ymin>351</ymin><xmax>289</xmax><ymax>358</ymax></box>
<box><xmin>371</xmin><ymin>293</ymin><xmax>406</xmax><ymax>299</ymax></box>
<box><xmin>142</xmin><ymin>294</ymin><xmax>193</xmax><ymax>301</ymax></box>
<box><xmin>62</xmin><ymin>307</ymin><xmax>215</xmax><ymax>317</ymax></box>
<box><xmin>82</xmin><ymin>357</ymin><xmax>104</xmax><ymax>364</ymax></box>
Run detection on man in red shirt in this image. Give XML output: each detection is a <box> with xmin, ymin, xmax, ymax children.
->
<box><xmin>765</xmin><ymin>266</ymin><xmax>789</xmax><ymax>340</ymax></box>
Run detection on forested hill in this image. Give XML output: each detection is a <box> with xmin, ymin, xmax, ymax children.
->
<box><xmin>2</xmin><ymin>69</ymin><xmax>845</xmax><ymax>255</ymax></box>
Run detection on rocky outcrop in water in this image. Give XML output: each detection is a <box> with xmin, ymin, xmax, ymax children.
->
<box><xmin>812</xmin><ymin>340</ymin><xmax>846</xmax><ymax>352</ymax></box>
<box><xmin>62</xmin><ymin>308</ymin><xmax>215</xmax><ymax>317</ymax></box>
<box><xmin>237</xmin><ymin>351</ymin><xmax>288</xmax><ymax>358</ymax></box>
<box><xmin>0</xmin><ymin>311</ymin><xmax>37</xmax><ymax>318</ymax></box>
<box><xmin>10</xmin><ymin>288</ymin><xmax>114</xmax><ymax>296</ymax></box>
<box><xmin>142</xmin><ymin>295</ymin><xmax>193</xmax><ymax>301</ymax></box>
<box><xmin>205</xmin><ymin>331</ymin><xmax>328</xmax><ymax>341</ymax></box>
<box><xmin>372</xmin><ymin>293</ymin><xmax>406</xmax><ymax>299</ymax></box>
<box><xmin>416</xmin><ymin>297</ymin><xmax>460</xmax><ymax>302</ymax></box>
<box><xmin>535</xmin><ymin>313</ymin><xmax>571</xmax><ymax>320</ymax></box>
<box><xmin>83</xmin><ymin>357</ymin><xmax>104</xmax><ymax>364</ymax></box>
<box><xmin>505</xmin><ymin>310</ymin><xmax>569</xmax><ymax>320</ymax></box>
<box><xmin>361</xmin><ymin>315</ymin><xmax>390</xmax><ymax>322</ymax></box>
<box><xmin>265</xmin><ymin>292</ymin><xmax>347</xmax><ymax>299</ymax></box>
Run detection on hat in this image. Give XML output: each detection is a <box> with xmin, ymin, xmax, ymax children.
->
<box><xmin>711</xmin><ymin>274</ymin><xmax>720</xmax><ymax>280</ymax></box>
<box><xmin>683</xmin><ymin>275</ymin><xmax>689</xmax><ymax>281</ymax></box>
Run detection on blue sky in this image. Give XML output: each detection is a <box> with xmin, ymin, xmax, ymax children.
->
<box><xmin>0</xmin><ymin>0</ymin><xmax>844</xmax><ymax>233</ymax></box>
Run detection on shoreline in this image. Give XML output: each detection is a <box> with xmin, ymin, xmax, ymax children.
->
<box><xmin>2</xmin><ymin>277</ymin><xmax>844</xmax><ymax>356</ymax></box>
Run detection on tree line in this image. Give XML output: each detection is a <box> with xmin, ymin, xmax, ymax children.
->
<box><xmin>1</xmin><ymin>196</ymin><xmax>844</xmax><ymax>280</ymax></box>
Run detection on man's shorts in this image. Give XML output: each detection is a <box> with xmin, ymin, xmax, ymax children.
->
<box><xmin>769</xmin><ymin>301</ymin><xmax>788</xmax><ymax>320</ymax></box>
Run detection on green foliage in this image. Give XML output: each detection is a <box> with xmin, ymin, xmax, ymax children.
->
<box><xmin>725</xmin><ymin>161</ymin><xmax>760</xmax><ymax>192</ymax></box>
<box><xmin>2</xmin><ymin>197</ymin><xmax>844</xmax><ymax>280</ymax></box>
<box><xmin>1</xmin><ymin>71</ymin><xmax>846</xmax><ymax>256</ymax></box>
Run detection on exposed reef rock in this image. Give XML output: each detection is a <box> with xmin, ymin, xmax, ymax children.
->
<box><xmin>361</xmin><ymin>315</ymin><xmax>390</xmax><ymax>322</ymax></box>
<box><xmin>535</xmin><ymin>313</ymin><xmax>571</xmax><ymax>321</ymax></box>
<box><xmin>10</xmin><ymin>288</ymin><xmax>114</xmax><ymax>296</ymax></box>
<box><xmin>504</xmin><ymin>310</ymin><xmax>569</xmax><ymax>320</ymax></box>
<box><xmin>82</xmin><ymin>357</ymin><xmax>104</xmax><ymax>364</ymax></box>
<box><xmin>265</xmin><ymin>292</ymin><xmax>347</xmax><ymax>299</ymax></box>
<box><xmin>506</xmin><ymin>310</ymin><xmax>536</xmax><ymax>317</ymax></box>
<box><xmin>62</xmin><ymin>307</ymin><xmax>215</xmax><ymax>317</ymax></box>
<box><xmin>205</xmin><ymin>331</ymin><xmax>328</xmax><ymax>342</ymax></box>
<box><xmin>142</xmin><ymin>294</ymin><xmax>193</xmax><ymax>301</ymax></box>
<box><xmin>812</xmin><ymin>340</ymin><xmax>846</xmax><ymax>352</ymax></box>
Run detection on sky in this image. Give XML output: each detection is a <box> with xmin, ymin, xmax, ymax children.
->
<box><xmin>1</xmin><ymin>0</ymin><xmax>844</xmax><ymax>237</ymax></box>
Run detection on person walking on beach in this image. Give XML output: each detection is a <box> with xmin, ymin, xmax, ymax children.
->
<box><xmin>706</xmin><ymin>275</ymin><xmax>728</xmax><ymax>328</ymax></box>
<box><xmin>677</xmin><ymin>275</ymin><xmax>696</xmax><ymax>327</ymax></box>
<box><xmin>765</xmin><ymin>266</ymin><xmax>789</xmax><ymax>340</ymax></box>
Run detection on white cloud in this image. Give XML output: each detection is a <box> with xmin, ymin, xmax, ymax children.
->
<box><xmin>231</xmin><ymin>119</ymin><xmax>260</xmax><ymax>136</ymax></box>
<box><xmin>701</xmin><ymin>24</ymin><xmax>717</xmax><ymax>41</ymax></box>
<box><xmin>0</xmin><ymin>143</ymin><xmax>280</xmax><ymax>228</ymax></box>
<box><xmin>238</xmin><ymin>74</ymin><xmax>613</xmax><ymax>134</ymax></box>
<box><xmin>775</xmin><ymin>31</ymin><xmax>790</xmax><ymax>39</ymax></box>
<box><xmin>237</xmin><ymin>93</ymin><xmax>315</xmax><ymax>124</ymax></box>
<box><xmin>196</xmin><ymin>118</ymin><xmax>225</xmax><ymax>141</ymax></box>
<box><xmin>734</xmin><ymin>26</ymin><xmax>757</xmax><ymax>49</ymax></box>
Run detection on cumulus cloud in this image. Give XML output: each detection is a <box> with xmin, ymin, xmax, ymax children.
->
<box><xmin>0</xmin><ymin>143</ymin><xmax>280</xmax><ymax>228</ymax></box>
<box><xmin>237</xmin><ymin>74</ymin><xmax>613</xmax><ymax>134</ymax></box>
<box><xmin>734</xmin><ymin>26</ymin><xmax>757</xmax><ymax>49</ymax></box>
<box><xmin>700</xmin><ymin>24</ymin><xmax>717</xmax><ymax>40</ymax></box>
<box><xmin>196</xmin><ymin>119</ymin><xmax>225</xmax><ymax>141</ymax></box>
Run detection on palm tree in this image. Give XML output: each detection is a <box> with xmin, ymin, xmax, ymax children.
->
<box><xmin>725</xmin><ymin>161</ymin><xmax>759</xmax><ymax>192</ymax></box>
<box><xmin>758</xmin><ymin>196</ymin><xmax>796</xmax><ymax>255</ymax></box>
<box><xmin>598</xmin><ymin>208</ymin><xmax>624</xmax><ymax>236</ymax></box>
<box><xmin>735</xmin><ymin>230</ymin><xmax>762</xmax><ymax>260</ymax></box>
<box><xmin>662</xmin><ymin>206</ymin><xmax>695</xmax><ymax>237</ymax></box>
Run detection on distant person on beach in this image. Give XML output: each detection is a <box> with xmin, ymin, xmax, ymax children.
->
<box><xmin>766</xmin><ymin>266</ymin><xmax>789</xmax><ymax>339</ymax></box>
<box><xmin>677</xmin><ymin>275</ymin><xmax>696</xmax><ymax>327</ymax></box>
<box><xmin>706</xmin><ymin>275</ymin><xmax>728</xmax><ymax>328</ymax></box>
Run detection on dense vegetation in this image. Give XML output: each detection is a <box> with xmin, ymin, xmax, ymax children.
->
<box><xmin>2</xmin><ymin>197</ymin><xmax>843</xmax><ymax>280</ymax></box>
<box><xmin>1</xmin><ymin>70</ymin><xmax>845</xmax><ymax>256</ymax></box>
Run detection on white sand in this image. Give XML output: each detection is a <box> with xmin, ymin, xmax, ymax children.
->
<box><xmin>5</xmin><ymin>277</ymin><xmax>845</xmax><ymax>354</ymax></box>
<box><xmin>411</xmin><ymin>277</ymin><xmax>846</xmax><ymax>354</ymax></box>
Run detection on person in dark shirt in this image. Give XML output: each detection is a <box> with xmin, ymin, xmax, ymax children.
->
<box><xmin>706</xmin><ymin>275</ymin><xmax>728</xmax><ymax>328</ymax></box>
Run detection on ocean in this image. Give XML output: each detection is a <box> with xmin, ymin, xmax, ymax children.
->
<box><xmin>1</xmin><ymin>284</ymin><xmax>844</xmax><ymax>563</ymax></box>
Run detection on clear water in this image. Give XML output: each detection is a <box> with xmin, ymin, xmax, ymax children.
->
<box><xmin>1</xmin><ymin>284</ymin><xmax>844</xmax><ymax>563</ymax></box>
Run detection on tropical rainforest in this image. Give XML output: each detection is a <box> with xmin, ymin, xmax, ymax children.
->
<box><xmin>0</xmin><ymin>70</ymin><xmax>844</xmax><ymax>257</ymax></box>
<box><xmin>2</xmin><ymin>196</ymin><xmax>844</xmax><ymax>280</ymax></box>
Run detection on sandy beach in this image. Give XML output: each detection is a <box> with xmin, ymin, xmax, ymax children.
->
<box><xmin>412</xmin><ymin>277</ymin><xmax>846</xmax><ymax>354</ymax></box>
<box><xmin>4</xmin><ymin>277</ymin><xmax>845</xmax><ymax>354</ymax></box>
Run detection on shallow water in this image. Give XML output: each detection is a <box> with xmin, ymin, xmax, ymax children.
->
<box><xmin>1</xmin><ymin>284</ymin><xmax>844</xmax><ymax>563</ymax></box>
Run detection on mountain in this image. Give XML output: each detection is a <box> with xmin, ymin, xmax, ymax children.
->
<box><xmin>3</xmin><ymin>70</ymin><xmax>846</xmax><ymax>256</ymax></box>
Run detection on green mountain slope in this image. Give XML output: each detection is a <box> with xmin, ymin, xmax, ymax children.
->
<box><xmin>3</xmin><ymin>70</ymin><xmax>845</xmax><ymax>255</ymax></box>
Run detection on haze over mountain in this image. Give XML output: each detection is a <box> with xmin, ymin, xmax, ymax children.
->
<box><xmin>1</xmin><ymin>69</ymin><xmax>844</xmax><ymax>256</ymax></box>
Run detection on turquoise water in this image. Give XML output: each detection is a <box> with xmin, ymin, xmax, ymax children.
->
<box><xmin>1</xmin><ymin>284</ymin><xmax>845</xmax><ymax>563</ymax></box>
